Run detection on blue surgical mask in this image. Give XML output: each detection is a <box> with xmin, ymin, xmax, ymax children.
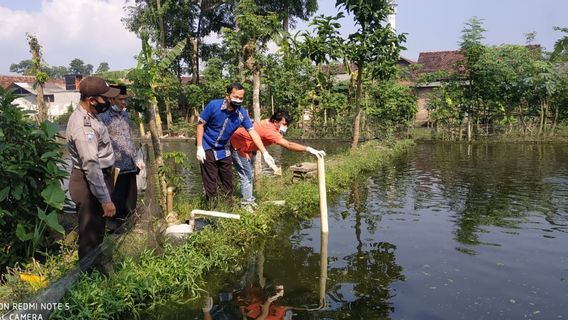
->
<box><xmin>279</xmin><ymin>125</ymin><xmax>288</xmax><ymax>135</ymax></box>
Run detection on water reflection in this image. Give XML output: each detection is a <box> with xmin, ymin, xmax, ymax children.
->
<box><xmin>147</xmin><ymin>141</ymin><xmax>568</xmax><ymax>319</ymax></box>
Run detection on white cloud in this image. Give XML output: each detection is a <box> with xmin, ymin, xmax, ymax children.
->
<box><xmin>0</xmin><ymin>0</ymin><xmax>140</xmax><ymax>74</ymax></box>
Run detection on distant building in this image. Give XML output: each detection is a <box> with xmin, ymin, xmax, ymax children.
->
<box><xmin>412</xmin><ymin>45</ymin><xmax>541</xmax><ymax>126</ymax></box>
<box><xmin>412</xmin><ymin>50</ymin><xmax>465</xmax><ymax>126</ymax></box>
<box><xmin>0</xmin><ymin>74</ymin><xmax>82</xmax><ymax>120</ymax></box>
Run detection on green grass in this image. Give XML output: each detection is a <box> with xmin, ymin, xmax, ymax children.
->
<box><xmin>49</xmin><ymin>139</ymin><xmax>415</xmax><ymax>319</ymax></box>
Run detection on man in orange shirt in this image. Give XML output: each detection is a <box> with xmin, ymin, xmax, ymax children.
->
<box><xmin>230</xmin><ymin>110</ymin><xmax>325</xmax><ymax>209</ymax></box>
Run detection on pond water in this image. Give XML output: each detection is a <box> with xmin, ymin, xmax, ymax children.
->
<box><xmin>147</xmin><ymin>141</ymin><xmax>568</xmax><ymax>319</ymax></box>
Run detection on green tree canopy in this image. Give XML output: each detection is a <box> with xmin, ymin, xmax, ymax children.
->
<box><xmin>68</xmin><ymin>58</ymin><xmax>93</xmax><ymax>75</ymax></box>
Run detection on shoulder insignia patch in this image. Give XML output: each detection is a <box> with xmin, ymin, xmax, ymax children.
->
<box><xmin>83</xmin><ymin>116</ymin><xmax>92</xmax><ymax>127</ymax></box>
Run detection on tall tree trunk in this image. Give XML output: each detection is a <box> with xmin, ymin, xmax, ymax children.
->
<box><xmin>518</xmin><ymin>103</ymin><xmax>528</xmax><ymax>136</ymax></box>
<box><xmin>154</xmin><ymin>104</ymin><xmax>164</xmax><ymax>137</ymax></box>
<box><xmin>27</xmin><ymin>36</ymin><xmax>47</xmax><ymax>123</ymax></box>
<box><xmin>156</xmin><ymin>0</ymin><xmax>166</xmax><ymax>50</ymax></box>
<box><xmin>549</xmin><ymin>103</ymin><xmax>559</xmax><ymax>137</ymax></box>
<box><xmin>191</xmin><ymin>37</ymin><xmax>199</xmax><ymax>84</ymax></box>
<box><xmin>36</xmin><ymin>84</ymin><xmax>47</xmax><ymax>123</ymax></box>
<box><xmin>283</xmin><ymin>0</ymin><xmax>289</xmax><ymax>34</ymax></box>
<box><xmin>138</xmin><ymin>112</ymin><xmax>146</xmax><ymax>137</ymax></box>
<box><xmin>351</xmin><ymin>62</ymin><xmax>363</xmax><ymax>150</ymax></box>
<box><xmin>145</xmin><ymin>100</ymin><xmax>167</xmax><ymax>212</ymax></box>
<box><xmin>165</xmin><ymin>100</ymin><xmax>173</xmax><ymax>136</ymax></box>
<box><xmin>543</xmin><ymin>98</ymin><xmax>549</xmax><ymax>135</ymax></box>
<box><xmin>538</xmin><ymin>99</ymin><xmax>545</xmax><ymax>136</ymax></box>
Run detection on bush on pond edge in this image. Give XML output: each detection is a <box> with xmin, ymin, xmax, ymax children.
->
<box><xmin>49</xmin><ymin>139</ymin><xmax>415</xmax><ymax>319</ymax></box>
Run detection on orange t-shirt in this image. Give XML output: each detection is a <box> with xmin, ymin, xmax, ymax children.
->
<box><xmin>230</xmin><ymin>119</ymin><xmax>283</xmax><ymax>157</ymax></box>
<box><xmin>243</xmin><ymin>302</ymin><xmax>287</xmax><ymax>320</ymax></box>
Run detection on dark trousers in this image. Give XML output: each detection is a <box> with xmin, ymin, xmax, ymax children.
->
<box><xmin>69</xmin><ymin>168</ymin><xmax>113</xmax><ymax>266</ymax></box>
<box><xmin>200</xmin><ymin>149</ymin><xmax>233</xmax><ymax>206</ymax></box>
<box><xmin>111</xmin><ymin>172</ymin><xmax>137</xmax><ymax>223</ymax></box>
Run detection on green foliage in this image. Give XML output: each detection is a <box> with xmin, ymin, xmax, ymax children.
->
<box><xmin>68</xmin><ymin>58</ymin><xmax>93</xmax><ymax>75</ymax></box>
<box><xmin>0</xmin><ymin>87</ymin><xmax>67</xmax><ymax>269</ymax></box>
<box><xmin>366</xmin><ymin>79</ymin><xmax>417</xmax><ymax>135</ymax></box>
<box><xmin>95</xmin><ymin>62</ymin><xmax>110</xmax><ymax>74</ymax></box>
<box><xmin>51</xmin><ymin>140</ymin><xmax>414</xmax><ymax>319</ymax></box>
<box><xmin>298</xmin><ymin>13</ymin><xmax>344</xmax><ymax>65</ymax></box>
<box><xmin>161</xmin><ymin>151</ymin><xmax>190</xmax><ymax>189</ymax></box>
<box><xmin>459</xmin><ymin>16</ymin><xmax>486</xmax><ymax>49</ymax></box>
<box><xmin>551</xmin><ymin>26</ymin><xmax>568</xmax><ymax>62</ymax></box>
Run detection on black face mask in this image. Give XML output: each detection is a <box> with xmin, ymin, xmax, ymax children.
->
<box><xmin>229</xmin><ymin>99</ymin><xmax>243</xmax><ymax>109</ymax></box>
<box><xmin>93</xmin><ymin>99</ymin><xmax>111</xmax><ymax>113</ymax></box>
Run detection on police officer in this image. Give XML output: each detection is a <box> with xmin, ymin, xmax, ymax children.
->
<box><xmin>66</xmin><ymin>76</ymin><xmax>120</xmax><ymax>269</ymax></box>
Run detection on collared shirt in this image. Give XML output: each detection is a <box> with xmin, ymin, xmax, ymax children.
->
<box><xmin>66</xmin><ymin>105</ymin><xmax>114</xmax><ymax>203</ymax></box>
<box><xmin>230</xmin><ymin>119</ymin><xmax>283</xmax><ymax>158</ymax></box>
<box><xmin>199</xmin><ymin>98</ymin><xmax>253</xmax><ymax>160</ymax></box>
<box><xmin>98</xmin><ymin>106</ymin><xmax>137</xmax><ymax>173</ymax></box>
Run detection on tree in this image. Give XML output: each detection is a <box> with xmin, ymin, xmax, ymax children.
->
<box><xmin>336</xmin><ymin>0</ymin><xmax>406</xmax><ymax>149</ymax></box>
<box><xmin>26</xmin><ymin>33</ymin><xmax>49</xmax><ymax>124</ymax></box>
<box><xmin>124</xmin><ymin>0</ymin><xmax>236</xmax><ymax>84</ymax></box>
<box><xmin>95</xmin><ymin>62</ymin><xmax>110</xmax><ymax>74</ymax></box>
<box><xmin>458</xmin><ymin>16</ymin><xmax>487</xmax><ymax>141</ymax></box>
<box><xmin>458</xmin><ymin>16</ymin><xmax>486</xmax><ymax>48</ymax></box>
<box><xmin>9</xmin><ymin>59</ymin><xmax>34</xmax><ymax>75</ymax></box>
<box><xmin>258</xmin><ymin>0</ymin><xmax>318</xmax><ymax>33</ymax></box>
<box><xmin>550</xmin><ymin>26</ymin><xmax>568</xmax><ymax>62</ymax></box>
<box><xmin>68</xmin><ymin>58</ymin><xmax>93</xmax><ymax>75</ymax></box>
<box><xmin>257</xmin><ymin>0</ymin><xmax>318</xmax><ymax>54</ymax></box>
<box><xmin>223</xmin><ymin>0</ymin><xmax>279</xmax><ymax>179</ymax></box>
<box><xmin>45</xmin><ymin>65</ymin><xmax>69</xmax><ymax>78</ymax></box>
<box><xmin>297</xmin><ymin>13</ymin><xmax>345</xmax><ymax>134</ymax></box>
<box><xmin>127</xmin><ymin>32</ymin><xmax>186</xmax><ymax>218</ymax></box>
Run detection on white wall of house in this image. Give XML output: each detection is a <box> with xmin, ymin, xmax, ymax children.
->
<box><xmin>12</xmin><ymin>91</ymin><xmax>80</xmax><ymax>119</ymax></box>
<box><xmin>50</xmin><ymin>91</ymin><xmax>80</xmax><ymax>118</ymax></box>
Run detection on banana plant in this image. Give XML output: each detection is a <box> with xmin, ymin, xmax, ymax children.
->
<box><xmin>127</xmin><ymin>32</ymin><xmax>186</xmax><ymax>216</ymax></box>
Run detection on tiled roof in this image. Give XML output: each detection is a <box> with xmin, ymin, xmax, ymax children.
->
<box><xmin>415</xmin><ymin>50</ymin><xmax>465</xmax><ymax>74</ymax></box>
<box><xmin>0</xmin><ymin>75</ymin><xmax>65</xmax><ymax>90</ymax></box>
<box><xmin>0</xmin><ymin>75</ymin><xmax>36</xmax><ymax>89</ymax></box>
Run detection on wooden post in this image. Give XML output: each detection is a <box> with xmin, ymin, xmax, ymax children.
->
<box><xmin>167</xmin><ymin>187</ymin><xmax>174</xmax><ymax>216</ymax></box>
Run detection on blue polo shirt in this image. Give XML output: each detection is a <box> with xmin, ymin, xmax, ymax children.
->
<box><xmin>199</xmin><ymin>98</ymin><xmax>253</xmax><ymax>160</ymax></box>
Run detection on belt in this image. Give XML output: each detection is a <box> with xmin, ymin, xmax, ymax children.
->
<box><xmin>73</xmin><ymin>166</ymin><xmax>113</xmax><ymax>174</ymax></box>
<box><xmin>101</xmin><ymin>166</ymin><xmax>114</xmax><ymax>176</ymax></box>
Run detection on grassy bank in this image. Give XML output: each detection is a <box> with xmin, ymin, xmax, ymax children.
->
<box><xmin>46</xmin><ymin>139</ymin><xmax>414</xmax><ymax>319</ymax></box>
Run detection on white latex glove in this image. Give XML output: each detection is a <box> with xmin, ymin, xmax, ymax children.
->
<box><xmin>262</xmin><ymin>151</ymin><xmax>279</xmax><ymax>172</ymax></box>
<box><xmin>306</xmin><ymin>146</ymin><xmax>326</xmax><ymax>158</ymax></box>
<box><xmin>202</xmin><ymin>296</ymin><xmax>213</xmax><ymax>313</ymax></box>
<box><xmin>196</xmin><ymin>146</ymin><xmax>206</xmax><ymax>164</ymax></box>
<box><xmin>268</xmin><ymin>285</ymin><xmax>284</xmax><ymax>303</ymax></box>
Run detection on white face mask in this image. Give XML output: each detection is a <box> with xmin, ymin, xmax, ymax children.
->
<box><xmin>279</xmin><ymin>125</ymin><xmax>288</xmax><ymax>135</ymax></box>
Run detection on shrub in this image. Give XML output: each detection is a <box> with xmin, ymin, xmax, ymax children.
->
<box><xmin>0</xmin><ymin>87</ymin><xmax>67</xmax><ymax>270</ymax></box>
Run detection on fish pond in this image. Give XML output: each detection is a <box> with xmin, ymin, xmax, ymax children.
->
<box><xmin>150</xmin><ymin>141</ymin><xmax>568</xmax><ymax>319</ymax></box>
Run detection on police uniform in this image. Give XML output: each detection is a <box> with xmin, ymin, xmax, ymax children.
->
<box><xmin>67</xmin><ymin>92</ymin><xmax>116</xmax><ymax>265</ymax></box>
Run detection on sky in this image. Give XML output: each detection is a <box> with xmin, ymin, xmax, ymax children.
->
<box><xmin>0</xmin><ymin>0</ymin><xmax>566</xmax><ymax>75</ymax></box>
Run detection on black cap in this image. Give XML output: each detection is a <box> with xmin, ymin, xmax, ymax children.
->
<box><xmin>79</xmin><ymin>76</ymin><xmax>120</xmax><ymax>98</ymax></box>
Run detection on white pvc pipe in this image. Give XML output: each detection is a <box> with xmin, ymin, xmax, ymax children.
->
<box><xmin>317</xmin><ymin>155</ymin><xmax>329</xmax><ymax>233</ymax></box>
<box><xmin>188</xmin><ymin>209</ymin><xmax>241</xmax><ymax>232</ymax></box>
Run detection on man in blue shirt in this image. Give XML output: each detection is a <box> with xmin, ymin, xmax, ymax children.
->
<box><xmin>196</xmin><ymin>82</ymin><xmax>277</xmax><ymax>206</ymax></box>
